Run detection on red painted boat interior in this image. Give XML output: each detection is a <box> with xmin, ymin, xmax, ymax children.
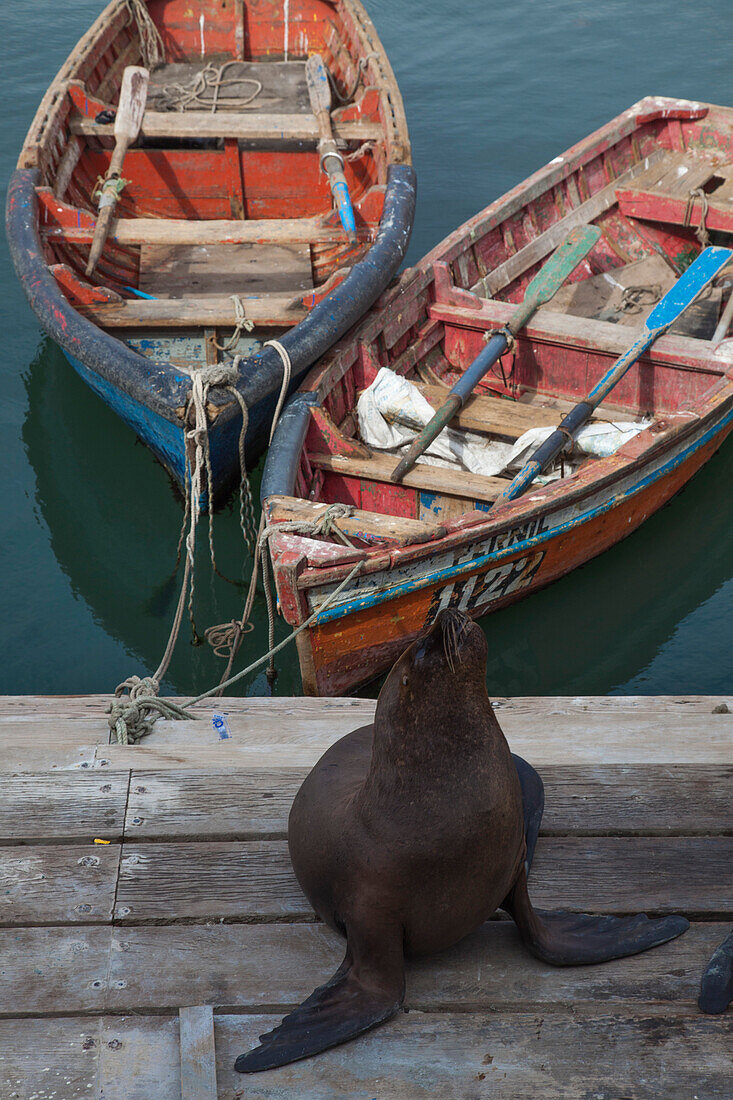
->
<box><xmin>24</xmin><ymin>0</ymin><xmax>401</xmax><ymax>308</ymax></box>
<box><xmin>288</xmin><ymin>104</ymin><xmax>733</xmax><ymax>540</ymax></box>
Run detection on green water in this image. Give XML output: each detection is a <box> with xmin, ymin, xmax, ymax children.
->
<box><xmin>1</xmin><ymin>0</ymin><xmax>731</xmax><ymax>699</ymax></box>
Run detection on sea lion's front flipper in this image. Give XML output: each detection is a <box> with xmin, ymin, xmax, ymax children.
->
<box><xmin>503</xmin><ymin>866</ymin><xmax>689</xmax><ymax>965</ymax></box>
<box><xmin>234</xmin><ymin>920</ymin><xmax>405</xmax><ymax>1073</ymax></box>
<box><xmin>511</xmin><ymin>754</ymin><xmax>544</xmax><ymax>875</ymax></box>
<box><xmin>699</xmin><ymin>927</ymin><xmax>733</xmax><ymax>1013</ymax></box>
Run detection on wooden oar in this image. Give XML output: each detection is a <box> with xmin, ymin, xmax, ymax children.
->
<box><xmin>492</xmin><ymin>245</ymin><xmax>733</xmax><ymax>508</ymax></box>
<box><xmin>712</xmin><ymin>284</ymin><xmax>733</xmax><ymax>347</ymax></box>
<box><xmin>306</xmin><ymin>53</ymin><xmax>357</xmax><ymax>244</ymax></box>
<box><xmin>85</xmin><ymin>66</ymin><xmax>149</xmax><ymax>277</ymax></box>
<box><xmin>390</xmin><ymin>226</ymin><xmax>601</xmax><ymax>482</ymax></box>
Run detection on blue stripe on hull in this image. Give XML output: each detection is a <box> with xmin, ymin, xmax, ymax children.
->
<box><xmin>62</xmin><ymin>349</ymin><xmax>275</xmax><ymax>498</ymax></box>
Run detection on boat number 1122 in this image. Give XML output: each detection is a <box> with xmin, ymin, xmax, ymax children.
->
<box><xmin>427</xmin><ymin>550</ymin><xmax>545</xmax><ymax>620</ymax></box>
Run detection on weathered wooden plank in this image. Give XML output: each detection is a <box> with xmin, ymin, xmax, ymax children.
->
<box><xmin>309</xmin><ymin>450</ymin><xmax>509</xmax><ymax>504</ymax></box>
<box><xmin>5</xmin><ymin>1009</ymin><xmax>728</xmax><ymax>1100</ymax></box>
<box><xmin>125</xmin><ymin>769</ymin><xmax>301</xmax><ymax>839</ymax></box>
<box><xmin>430</xmin><ymin>295</ymin><xmax>731</xmax><ymax>374</ymax></box>
<box><xmin>0</xmin><ymin>922</ymin><xmax>725</xmax><ymax>1018</ymax></box>
<box><xmin>215</xmin><ymin>1010</ymin><xmax>733</xmax><ymax>1100</ymax></box>
<box><xmin>539</xmin><ymin>764</ymin><xmax>733</xmax><ymax>836</ymax></box>
<box><xmin>44</xmin><ymin>215</ymin><xmax>346</xmax><ymax>247</ymax></box>
<box><xmin>617</xmin><ymin>187</ymin><xmax>733</xmax><ymax>236</ymax></box>
<box><xmin>105</xmin><ymin>708</ymin><xmax>733</xmax><ymax>768</ymax></box>
<box><xmin>114</xmin><ymin>841</ymin><xmax>302</xmax><ymax>922</ymax></box>
<box><xmin>77</xmin><ymin>293</ymin><xmax>307</xmax><ymax>328</ymax></box>
<box><xmin>0</xmin><ymin>694</ymin><xmax>727</xmax><ymax>718</ymax></box>
<box><xmin>0</xmin><ymin>844</ymin><xmax>120</xmax><ymax>925</ymax></box>
<box><xmin>415</xmin><ymin>382</ymin><xmax>618</xmax><ymax>439</ymax></box>
<box><xmin>123</xmin><ymin>765</ymin><xmax>731</xmax><ymax>840</ymax></box>
<box><xmin>0</xmin><ymin>698</ymin><xmax>729</xmax><ymax>772</ymax></box>
<box><xmin>0</xmin><ymin>926</ymin><xmax>112</xmax><ymax>1015</ymax></box>
<box><xmin>0</xmin><ymin>1017</ymin><xmax>100</xmax><ymax>1100</ymax></box>
<box><xmin>113</xmin><ymin>837</ymin><xmax>733</xmax><ymax>922</ymax></box>
<box><xmin>146</xmin><ymin>60</ymin><xmax>310</xmax><ymax>115</ymax></box>
<box><xmin>470</xmin><ymin>150</ymin><xmax>666</xmax><ymax>297</ymax></box>
<box><xmin>70</xmin><ymin>109</ymin><xmax>384</xmax><ymax>141</ymax></box>
<box><xmin>267</xmin><ymin>494</ymin><xmax>445</xmax><ymax>545</ymax></box>
<box><xmin>139</xmin><ymin>242</ymin><xmax>313</xmax><ymax>299</ymax></box>
<box><xmin>0</xmin><ymin>716</ymin><xmax>110</xmax><ymax>771</ymax></box>
<box><xmin>0</xmin><ymin>772</ymin><xmax>128</xmax><ymax>843</ymax></box>
<box><xmin>179</xmin><ymin>1006</ymin><xmax>217</xmax><ymax>1100</ymax></box>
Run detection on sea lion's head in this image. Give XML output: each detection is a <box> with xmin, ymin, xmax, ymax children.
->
<box><xmin>374</xmin><ymin>610</ymin><xmax>493</xmax><ymax>762</ymax></box>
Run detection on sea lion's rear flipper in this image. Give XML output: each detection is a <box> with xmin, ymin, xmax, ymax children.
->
<box><xmin>699</xmin><ymin>927</ymin><xmax>733</xmax><ymax>1013</ymax></box>
<box><xmin>234</xmin><ymin>921</ymin><xmax>405</xmax><ymax>1073</ymax></box>
<box><xmin>511</xmin><ymin>754</ymin><xmax>544</xmax><ymax>875</ymax></box>
<box><xmin>503</xmin><ymin>866</ymin><xmax>689</xmax><ymax>965</ymax></box>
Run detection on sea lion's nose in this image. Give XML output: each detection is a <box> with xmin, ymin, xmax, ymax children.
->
<box><xmin>436</xmin><ymin>607</ymin><xmax>471</xmax><ymax>630</ymax></box>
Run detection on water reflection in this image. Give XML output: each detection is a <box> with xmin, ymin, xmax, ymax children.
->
<box><xmin>24</xmin><ymin>338</ymin><xmax>732</xmax><ymax>700</ymax></box>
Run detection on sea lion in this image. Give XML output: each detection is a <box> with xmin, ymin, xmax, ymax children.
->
<box><xmin>235</xmin><ymin>609</ymin><xmax>688</xmax><ymax>1072</ymax></box>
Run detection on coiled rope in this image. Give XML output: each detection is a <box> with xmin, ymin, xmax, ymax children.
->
<box><xmin>153</xmin><ymin>60</ymin><xmax>263</xmax><ymax>113</ymax></box>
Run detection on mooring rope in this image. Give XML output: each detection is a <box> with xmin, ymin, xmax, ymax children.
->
<box><xmin>326</xmin><ymin>52</ymin><xmax>380</xmax><ymax>105</ymax></box>
<box><xmin>109</xmin><ymin>341</ymin><xmax>302</xmax><ymax>743</ymax></box>
<box><xmin>204</xmin><ymin>339</ymin><xmax>293</xmax><ymax>688</ymax></box>
<box><xmin>110</xmin><ymin>542</ymin><xmax>363</xmax><ymax>743</ymax></box>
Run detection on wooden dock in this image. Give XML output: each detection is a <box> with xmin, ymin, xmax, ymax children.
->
<box><xmin>0</xmin><ymin>694</ymin><xmax>731</xmax><ymax>1099</ymax></box>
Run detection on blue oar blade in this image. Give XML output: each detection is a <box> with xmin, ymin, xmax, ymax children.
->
<box><xmin>645</xmin><ymin>246</ymin><xmax>732</xmax><ymax>332</ymax></box>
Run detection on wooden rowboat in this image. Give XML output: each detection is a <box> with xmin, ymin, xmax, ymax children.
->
<box><xmin>261</xmin><ymin>96</ymin><xmax>733</xmax><ymax>696</ymax></box>
<box><xmin>6</xmin><ymin>0</ymin><xmax>414</xmax><ymax>505</ymax></box>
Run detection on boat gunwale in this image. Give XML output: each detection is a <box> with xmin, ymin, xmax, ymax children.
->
<box><xmin>266</xmin><ymin>378</ymin><xmax>733</xmax><ymax>596</ymax></box>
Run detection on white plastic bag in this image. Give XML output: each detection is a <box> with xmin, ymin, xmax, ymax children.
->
<box><xmin>357</xmin><ymin>369</ymin><xmax>513</xmax><ymax>477</ymax></box>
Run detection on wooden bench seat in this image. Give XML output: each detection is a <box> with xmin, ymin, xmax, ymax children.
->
<box><xmin>615</xmin><ymin>151</ymin><xmax>733</xmax><ymax>235</ymax></box>
<box><xmin>42</xmin><ymin>215</ymin><xmax>350</xmax><ymax>247</ymax></box>
<box><xmin>309</xmin><ymin>450</ymin><xmax>509</xmax><ymax>504</ymax></box>
<box><xmin>266</xmin><ymin>495</ymin><xmax>446</xmax><ymax>546</ymax></box>
<box><xmin>77</xmin><ymin>294</ymin><xmax>307</xmax><ymax>328</ymax></box>
<box><xmin>70</xmin><ymin>111</ymin><xmax>383</xmax><ymax>143</ymax></box>
<box><xmin>408</xmin><ymin>382</ymin><xmax>618</xmax><ymax>440</ymax></box>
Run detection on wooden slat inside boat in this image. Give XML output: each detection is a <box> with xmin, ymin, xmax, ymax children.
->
<box><xmin>6</xmin><ymin>0</ymin><xmax>414</xmax><ymax>504</ymax></box>
<box><xmin>261</xmin><ymin>96</ymin><xmax>733</xmax><ymax>695</ymax></box>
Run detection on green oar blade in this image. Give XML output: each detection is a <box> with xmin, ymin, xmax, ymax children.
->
<box><xmin>525</xmin><ymin>225</ymin><xmax>602</xmax><ymax>307</ymax></box>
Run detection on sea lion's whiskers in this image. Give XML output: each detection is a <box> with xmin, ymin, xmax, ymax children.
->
<box><xmin>441</xmin><ymin>610</ymin><xmax>468</xmax><ymax>672</ymax></box>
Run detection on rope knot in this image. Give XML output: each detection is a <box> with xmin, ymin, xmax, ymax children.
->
<box><xmin>108</xmin><ymin>676</ymin><xmax>194</xmax><ymax>746</ymax></box>
<box><xmin>196</xmin><ymin>364</ymin><xmax>240</xmax><ymax>389</ymax></box>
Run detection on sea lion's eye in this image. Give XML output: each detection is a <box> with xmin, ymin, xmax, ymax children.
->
<box><xmin>401</xmin><ymin>675</ymin><xmax>409</xmax><ymax>687</ymax></box>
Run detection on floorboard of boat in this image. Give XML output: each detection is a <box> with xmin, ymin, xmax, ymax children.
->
<box><xmin>139</xmin><ymin>242</ymin><xmax>313</xmax><ymax>298</ymax></box>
